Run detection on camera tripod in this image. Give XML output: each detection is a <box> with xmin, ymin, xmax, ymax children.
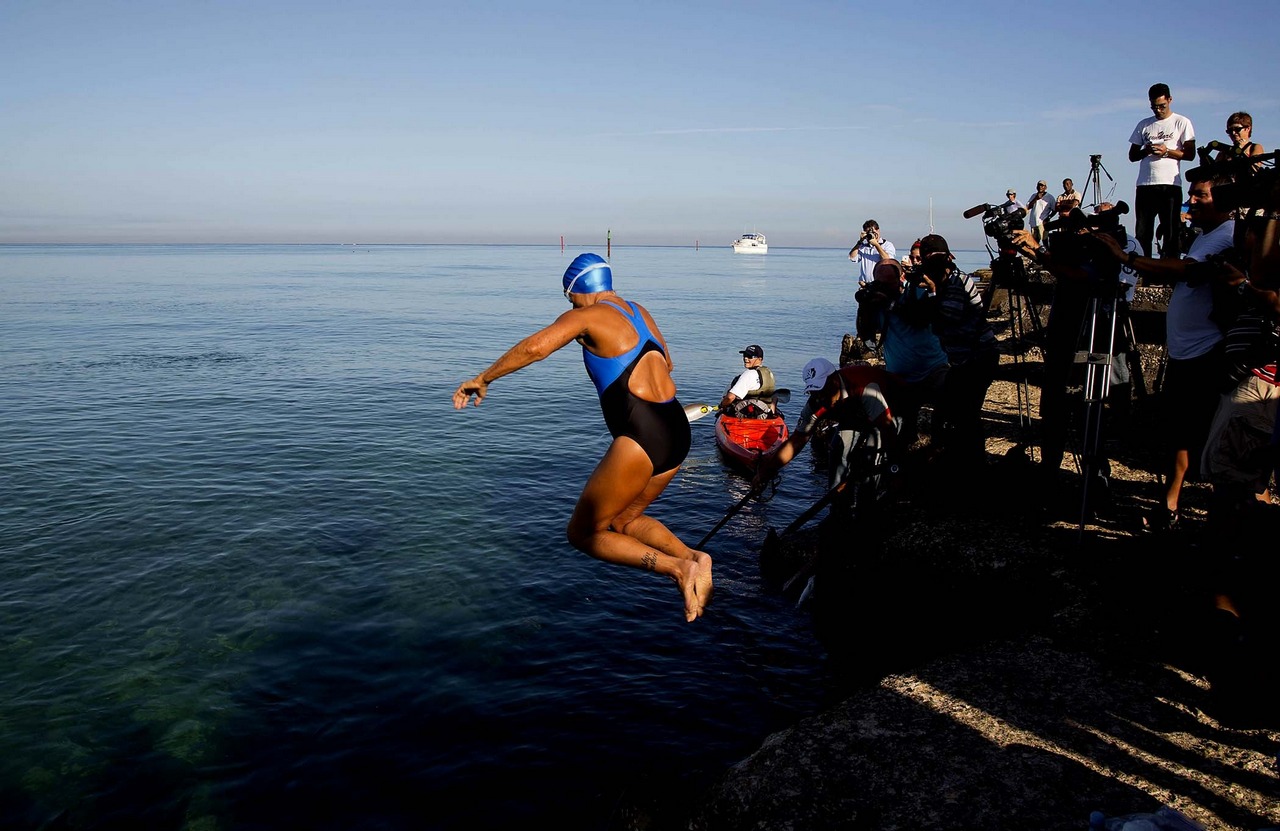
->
<box><xmin>1078</xmin><ymin>152</ymin><xmax>1147</xmax><ymax>399</ymax></box>
<box><xmin>1079</xmin><ymin>153</ymin><xmax>1115</xmax><ymax>213</ymax></box>
<box><xmin>988</xmin><ymin>245</ymin><xmax>1045</xmax><ymax>449</ymax></box>
<box><xmin>1068</xmin><ymin>281</ymin><xmax>1128</xmax><ymax>537</ymax></box>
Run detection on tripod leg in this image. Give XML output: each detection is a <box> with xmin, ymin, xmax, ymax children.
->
<box><xmin>1119</xmin><ymin>310</ymin><xmax>1147</xmax><ymax>400</ymax></box>
<box><xmin>1006</xmin><ymin>287</ymin><xmax>1036</xmax><ymax>443</ymax></box>
<box><xmin>1079</xmin><ymin>293</ymin><xmax>1125</xmax><ymax>528</ymax></box>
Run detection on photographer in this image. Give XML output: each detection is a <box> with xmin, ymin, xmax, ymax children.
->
<box><xmin>1200</xmin><ymin>217</ymin><xmax>1280</xmax><ymax>519</ymax></box>
<box><xmin>916</xmin><ymin>234</ymin><xmax>1000</xmax><ymax>472</ymax></box>
<box><xmin>854</xmin><ymin>259</ymin><xmax>948</xmax><ymax>449</ymax></box>
<box><xmin>1215</xmin><ymin>112</ymin><xmax>1265</xmax><ymax>169</ymax></box>
<box><xmin>1012</xmin><ymin>206</ymin><xmax>1121</xmax><ymax>493</ymax></box>
<box><xmin>1190</xmin><ymin>216</ymin><xmax>1280</xmax><ymax>713</ymax></box>
<box><xmin>1091</xmin><ymin>175</ymin><xmax>1235</xmax><ymax>531</ymax></box>
<box><xmin>848</xmin><ymin>220</ymin><xmax>896</xmax><ymax>286</ymax></box>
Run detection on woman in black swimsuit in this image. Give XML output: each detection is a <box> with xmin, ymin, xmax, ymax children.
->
<box><xmin>452</xmin><ymin>254</ymin><xmax>712</xmax><ymax>622</ymax></box>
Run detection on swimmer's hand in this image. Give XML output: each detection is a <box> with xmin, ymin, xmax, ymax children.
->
<box><xmin>453</xmin><ymin>375</ymin><xmax>489</xmax><ymax>409</ymax></box>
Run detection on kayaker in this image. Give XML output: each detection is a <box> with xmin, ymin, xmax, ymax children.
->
<box><xmin>753</xmin><ymin>357</ymin><xmax>904</xmax><ymax>492</ymax></box>
<box><xmin>718</xmin><ymin>344</ymin><xmax>778</xmax><ymax>418</ymax></box>
<box><xmin>452</xmin><ymin>252</ymin><xmax>712</xmax><ymax>623</ymax></box>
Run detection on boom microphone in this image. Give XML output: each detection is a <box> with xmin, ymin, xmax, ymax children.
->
<box><xmin>963</xmin><ymin>203</ymin><xmax>991</xmax><ymax>220</ymax></box>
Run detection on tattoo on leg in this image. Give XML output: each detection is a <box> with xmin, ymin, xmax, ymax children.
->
<box><xmin>641</xmin><ymin>551</ymin><xmax>657</xmax><ymax>571</ymax></box>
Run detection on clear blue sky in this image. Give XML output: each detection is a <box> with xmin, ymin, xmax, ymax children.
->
<box><xmin>3</xmin><ymin>0</ymin><xmax>1276</xmax><ymax>250</ymax></box>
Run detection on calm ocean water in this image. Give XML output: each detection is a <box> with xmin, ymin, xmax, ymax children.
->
<box><xmin>0</xmin><ymin>242</ymin><xmax>991</xmax><ymax>830</ymax></box>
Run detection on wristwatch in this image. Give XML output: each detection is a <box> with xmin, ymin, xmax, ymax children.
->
<box><xmin>1126</xmin><ymin>251</ymin><xmax>1137</xmax><ymax>267</ymax></box>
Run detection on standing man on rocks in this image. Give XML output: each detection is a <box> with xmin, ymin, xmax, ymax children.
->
<box><xmin>1092</xmin><ymin>175</ymin><xmax>1235</xmax><ymax>531</ymax></box>
<box><xmin>1128</xmin><ymin>82</ymin><xmax>1196</xmax><ymax>259</ymax></box>
<box><xmin>849</xmin><ymin>220</ymin><xmax>896</xmax><ymax>287</ymax></box>
<box><xmin>1026</xmin><ymin>180</ymin><xmax>1056</xmax><ymax>244</ymax></box>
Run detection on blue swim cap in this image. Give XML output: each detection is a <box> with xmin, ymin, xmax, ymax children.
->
<box><xmin>562</xmin><ymin>253</ymin><xmax>613</xmax><ymax>296</ymax></box>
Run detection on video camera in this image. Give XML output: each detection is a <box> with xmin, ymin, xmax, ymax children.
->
<box><xmin>1043</xmin><ymin>201</ymin><xmax>1129</xmax><ymax>235</ymax></box>
<box><xmin>963</xmin><ymin>202</ymin><xmax>1027</xmax><ymax>252</ymax></box>
<box><xmin>1043</xmin><ymin>201</ymin><xmax>1129</xmax><ymax>279</ymax></box>
<box><xmin>1186</xmin><ymin>142</ymin><xmax>1280</xmax><ymax>215</ymax></box>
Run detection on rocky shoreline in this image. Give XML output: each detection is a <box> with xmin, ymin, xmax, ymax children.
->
<box><xmin>636</xmin><ymin>266</ymin><xmax>1279</xmax><ymax>830</ymax></box>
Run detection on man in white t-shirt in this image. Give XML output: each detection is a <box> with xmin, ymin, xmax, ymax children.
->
<box><xmin>848</xmin><ymin>219</ymin><xmax>896</xmax><ymax>286</ymax></box>
<box><xmin>1095</xmin><ymin>176</ymin><xmax>1233</xmax><ymax>531</ymax></box>
<box><xmin>1128</xmin><ymin>82</ymin><xmax>1196</xmax><ymax>259</ymax></box>
<box><xmin>1026</xmin><ymin>180</ymin><xmax>1056</xmax><ymax>244</ymax></box>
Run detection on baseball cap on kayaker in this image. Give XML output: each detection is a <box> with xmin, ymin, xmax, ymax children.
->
<box><xmin>562</xmin><ymin>253</ymin><xmax>613</xmax><ymax>297</ymax></box>
<box><xmin>802</xmin><ymin>357</ymin><xmax>837</xmax><ymax>394</ymax></box>
<box><xmin>740</xmin><ymin>344</ymin><xmax>764</xmax><ymax>359</ymax></box>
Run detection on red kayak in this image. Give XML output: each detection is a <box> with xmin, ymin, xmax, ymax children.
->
<box><xmin>715</xmin><ymin>413</ymin><xmax>789</xmax><ymax>475</ymax></box>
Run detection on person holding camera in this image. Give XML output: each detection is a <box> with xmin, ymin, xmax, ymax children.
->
<box><xmin>855</xmin><ymin>259</ymin><xmax>949</xmax><ymax>451</ymax></box>
<box><xmin>848</xmin><ymin>220</ymin><xmax>896</xmax><ymax>287</ymax></box>
<box><xmin>1001</xmin><ymin>189</ymin><xmax>1023</xmax><ymax>221</ymax></box>
<box><xmin>1128</xmin><ymin>83</ymin><xmax>1196</xmax><ymax>259</ymax></box>
<box><xmin>1012</xmin><ymin>213</ymin><xmax>1105</xmax><ymax>495</ymax></box>
<box><xmin>1013</xmin><ymin>197</ymin><xmax>1141</xmax><ymax>495</ymax></box>
<box><xmin>915</xmin><ymin>234</ymin><xmax>1000</xmax><ymax>472</ymax></box>
<box><xmin>1200</xmin><ymin>250</ymin><xmax>1280</xmax><ymax>517</ymax></box>
<box><xmin>1215</xmin><ymin>112</ymin><xmax>1265</xmax><ymax>168</ymax></box>
<box><xmin>1093</xmin><ymin>175</ymin><xmax>1235</xmax><ymax>531</ymax></box>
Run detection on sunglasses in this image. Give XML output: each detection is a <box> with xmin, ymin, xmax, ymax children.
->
<box><xmin>1227</xmin><ymin>125</ymin><xmax>1246</xmax><ymax>133</ymax></box>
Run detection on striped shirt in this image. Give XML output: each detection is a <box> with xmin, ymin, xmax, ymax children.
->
<box><xmin>934</xmin><ymin>269</ymin><xmax>997</xmax><ymax>366</ymax></box>
<box><xmin>1219</xmin><ymin>286</ymin><xmax>1280</xmax><ymax>388</ymax></box>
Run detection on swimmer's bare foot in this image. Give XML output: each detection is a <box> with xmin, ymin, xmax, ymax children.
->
<box><xmin>693</xmin><ymin>551</ymin><xmax>713</xmax><ymax>616</ymax></box>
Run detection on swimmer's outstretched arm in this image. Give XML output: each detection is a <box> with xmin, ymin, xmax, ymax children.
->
<box><xmin>452</xmin><ymin>308</ymin><xmax>588</xmax><ymax>409</ymax></box>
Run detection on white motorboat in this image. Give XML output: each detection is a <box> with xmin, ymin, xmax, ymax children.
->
<box><xmin>732</xmin><ymin>232</ymin><xmax>767</xmax><ymax>254</ymax></box>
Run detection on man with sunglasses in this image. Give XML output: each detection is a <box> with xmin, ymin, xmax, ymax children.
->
<box><xmin>1128</xmin><ymin>82</ymin><xmax>1196</xmax><ymax>259</ymax></box>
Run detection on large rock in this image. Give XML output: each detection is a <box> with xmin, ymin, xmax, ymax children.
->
<box><xmin>681</xmin><ymin>285</ymin><xmax>1280</xmax><ymax>831</ymax></box>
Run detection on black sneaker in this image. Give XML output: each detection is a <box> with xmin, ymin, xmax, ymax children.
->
<box><xmin>1142</xmin><ymin>505</ymin><xmax>1181</xmax><ymax>533</ymax></box>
